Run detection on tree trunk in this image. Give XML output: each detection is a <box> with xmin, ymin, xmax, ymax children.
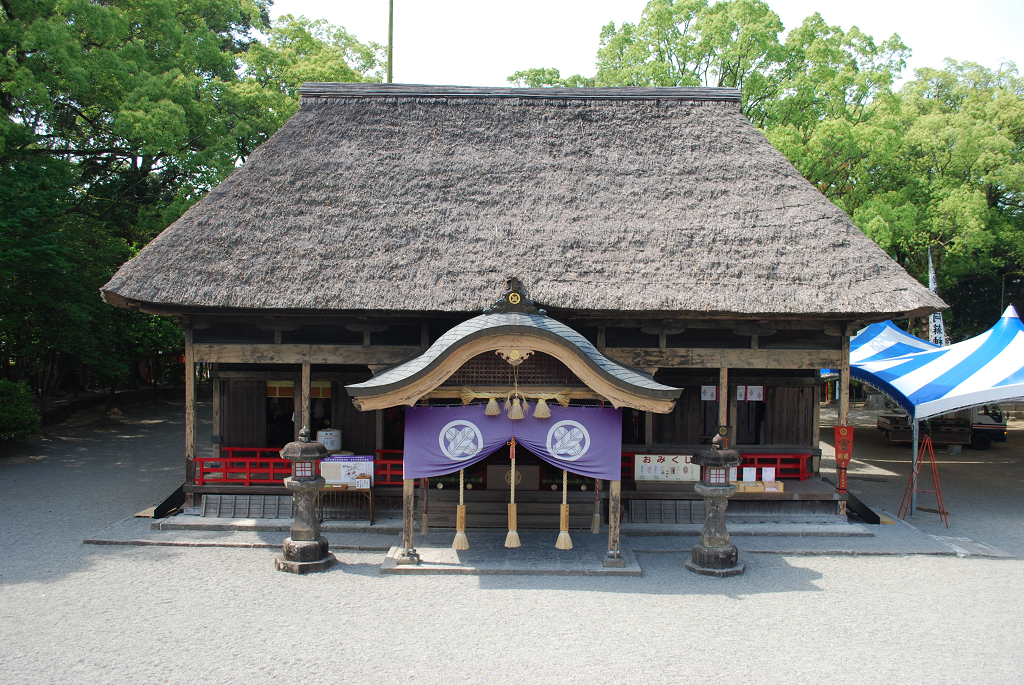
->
<box><xmin>106</xmin><ymin>379</ymin><xmax>118</xmax><ymax>417</ymax></box>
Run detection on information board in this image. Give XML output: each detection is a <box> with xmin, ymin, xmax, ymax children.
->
<box><xmin>321</xmin><ymin>454</ymin><xmax>373</xmax><ymax>488</ymax></box>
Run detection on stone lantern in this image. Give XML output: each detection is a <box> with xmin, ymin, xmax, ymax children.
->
<box><xmin>275</xmin><ymin>426</ymin><xmax>336</xmax><ymax>574</ymax></box>
<box><xmin>686</xmin><ymin>432</ymin><xmax>745</xmax><ymax>577</ymax></box>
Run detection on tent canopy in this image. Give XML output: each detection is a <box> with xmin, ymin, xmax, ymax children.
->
<box><xmin>854</xmin><ymin>306</ymin><xmax>1024</xmax><ymax>420</ymax></box>
<box><xmin>850</xmin><ymin>321</ymin><xmax>937</xmax><ymax>365</ymax></box>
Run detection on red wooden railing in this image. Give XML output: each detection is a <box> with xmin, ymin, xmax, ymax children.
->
<box><xmin>621</xmin><ymin>452</ymin><xmax>636</xmax><ymax>481</ymax></box>
<box><xmin>374</xmin><ymin>449</ymin><xmax>405</xmax><ymax>485</ymax></box>
<box><xmin>738</xmin><ymin>453</ymin><xmax>810</xmax><ymax>481</ymax></box>
<box><xmin>195</xmin><ymin>447</ymin><xmax>290</xmax><ymax>486</ymax></box>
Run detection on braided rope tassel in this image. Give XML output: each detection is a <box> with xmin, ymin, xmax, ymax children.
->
<box><xmin>505</xmin><ymin>438</ymin><xmax>521</xmax><ymax>548</ymax></box>
<box><xmin>452</xmin><ymin>468</ymin><xmax>468</xmax><ymax>550</ymax></box>
<box><xmin>555</xmin><ymin>469</ymin><xmax>573</xmax><ymax>549</ymax></box>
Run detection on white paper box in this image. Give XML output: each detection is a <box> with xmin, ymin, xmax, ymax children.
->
<box><xmin>634</xmin><ymin>454</ymin><xmax>699</xmax><ymax>482</ymax></box>
<box><xmin>700</xmin><ymin>386</ymin><xmax>718</xmax><ymax>402</ymax></box>
<box><xmin>729</xmin><ymin>466</ymin><xmax>738</xmax><ymax>481</ymax></box>
<box><xmin>743</xmin><ymin>467</ymin><xmax>757</xmax><ymax>482</ymax></box>
<box><xmin>762</xmin><ymin>467</ymin><xmax>776</xmax><ymax>482</ymax></box>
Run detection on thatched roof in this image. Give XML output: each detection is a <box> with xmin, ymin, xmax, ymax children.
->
<box><xmin>102</xmin><ymin>83</ymin><xmax>944</xmax><ymax>319</ymax></box>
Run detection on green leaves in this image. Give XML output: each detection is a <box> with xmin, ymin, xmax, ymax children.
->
<box><xmin>509</xmin><ymin>0</ymin><xmax>1023</xmax><ymax>339</ymax></box>
<box><xmin>1</xmin><ymin>4</ymin><xmax>376</xmax><ymax>389</ymax></box>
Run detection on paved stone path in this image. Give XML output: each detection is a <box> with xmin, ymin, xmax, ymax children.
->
<box><xmin>1</xmin><ymin>400</ymin><xmax>1022</xmax><ymax>683</ymax></box>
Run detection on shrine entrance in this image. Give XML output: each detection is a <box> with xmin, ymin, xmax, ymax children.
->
<box><xmin>344</xmin><ymin>281</ymin><xmax>681</xmax><ymax>566</ymax></box>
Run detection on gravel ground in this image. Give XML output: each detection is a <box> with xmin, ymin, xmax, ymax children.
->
<box><xmin>820</xmin><ymin>405</ymin><xmax>1024</xmax><ymax>556</ymax></box>
<box><xmin>1</xmin><ymin>400</ymin><xmax>1022</xmax><ymax>684</ymax></box>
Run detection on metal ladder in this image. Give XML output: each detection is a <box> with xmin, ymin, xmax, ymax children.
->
<box><xmin>898</xmin><ymin>436</ymin><xmax>949</xmax><ymax>527</ymax></box>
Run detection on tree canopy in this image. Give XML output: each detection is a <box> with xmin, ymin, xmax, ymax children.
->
<box><xmin>1</xmin><ymin>1</ymin><xmax>378</xmax><ymax>403</ymax></box>
<box><xmin>509</xmin><ymin>0</ymin><xmax>1024</xmax><ymax>340</ymax></box>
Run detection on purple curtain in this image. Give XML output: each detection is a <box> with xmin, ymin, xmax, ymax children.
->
<box><xmin>402</xmin><ymin>405</ymin><xmax>623</xmax><ymax>480</ymax></box>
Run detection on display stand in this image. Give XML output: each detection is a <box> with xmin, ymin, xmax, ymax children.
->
<box><xmin>319</xmin><ymin>486</ymin><xmax>374</xmax><ymax>524</ymax></box>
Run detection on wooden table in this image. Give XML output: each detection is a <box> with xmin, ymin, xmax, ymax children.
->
<box><xmin>319</xmin><ymin>486</ymin><xmax>374</xmax><ymax>524</ymax></box>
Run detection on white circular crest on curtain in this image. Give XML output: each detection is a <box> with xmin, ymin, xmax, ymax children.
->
<box><xmin>546</xmin><ymin>420</ymin><xmax>591</xmax><ymax>461</ymax></box>
<box><xmin>439</xmin><ymin>420</ymin><xmax>484</xmax><ymax>461</ymax></box>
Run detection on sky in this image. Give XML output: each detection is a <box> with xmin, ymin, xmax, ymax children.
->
<box><xmin>270</xmin><ymin>0</ymin><xmax>1024</xmax><ymax>87</ymax></box>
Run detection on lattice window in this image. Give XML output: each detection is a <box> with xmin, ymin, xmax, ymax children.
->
<box><xmin>444</xmin><ymin>352</ymin><xmax>582</xmax><ymax>387</ymax></box>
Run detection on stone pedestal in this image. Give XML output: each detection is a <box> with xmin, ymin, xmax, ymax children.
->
<box><xmin>685</xmin><ymin>482</ymin><xmax>744</xmax><ymax>577</ymax></box>
<box><xmin>276</xmin><ymin>475</ymin><xmax>336</xmax><ymax>574</ymax></box>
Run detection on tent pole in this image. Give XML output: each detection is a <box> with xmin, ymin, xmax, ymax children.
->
<box><xmin>910</xmin><ymin>420</ymin><xmax>919</xmax><ymax>515</ymax></box>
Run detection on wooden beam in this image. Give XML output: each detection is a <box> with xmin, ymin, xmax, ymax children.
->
<box><xmin>191</xmin><ymin>344</ymin><xmax>421</xmax><ymax>365</ymax></box>
<box><xmin>300</xmin><ymin>361</ymin><xmax>311</xmax><ymax>431</ymax></box>
<box><xmin>839</xmin><ymin>335</ymin><xmax>851</xmax><ymax>426</ymax></box>
<box><xmin>426</xmin><ymin>386</ymin><xmax>602</xmax><ymax>401</ymax></box>
<box><xmin>606</xmin><ymin>347</ymin><xmax>841</xmax><ymax>370</ymax></box>
<box><xmin>211</xmin><ymin>370</ymin><xmax>300</xmax><ymax>380</ymax></box>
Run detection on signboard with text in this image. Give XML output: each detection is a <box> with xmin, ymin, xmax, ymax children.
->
<box><xmin>635</xmin><ymin>454</ymin><xmax>700</xmax><ymax>482</ymax></box>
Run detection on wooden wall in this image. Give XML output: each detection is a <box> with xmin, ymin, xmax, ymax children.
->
<box><xmin>332</xmin><ymin>382</ymin><xmax>376</xmax><ymax>455</ymax></box>
<box><xmin>652</xmin><ymin>383</ymin><xmax>815</xmax><ymax>447</ymax></box>
<box><xmin>222</xmin><ymin>380</ymin><xmax>267</xmax><ymax>447</ymax></box>
<box><xmin>763</xmin><ymin>386</ymin><xmax>815</xmax><ymax>446</ymax></box>
<box><xmin>652</xmin><ymin>387</ymin><xmax>718</xmax><ymax>445</ymax></box>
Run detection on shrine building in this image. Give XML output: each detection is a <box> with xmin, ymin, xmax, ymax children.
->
<box><xmin>101</xmin><ymin>84</ymin><xmax>943</xmax><ymax>553</ymax></box>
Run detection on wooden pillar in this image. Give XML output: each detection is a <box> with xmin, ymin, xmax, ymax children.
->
<box><xmin>300</xmin><ymin>361</ymin><xmax>311</xmax><ymax>431</ymax></box>
<box><xmin>718</xmin><ymin>367</ymin><xmax>729</xmax><ymax>433</ymax></box>
<box><xmin>397</xmin><ymin>478</ymin><xmax>419</xmax><ymax>564</ymax></box>
<box><xmin>211</xmin><ymin>378</ymin><xmax>221</xmax><ymax>461</ymax></box>
<box><xmin>375</xmin><ymin>409</ymin><xmax>383</xmax><ymax>454</ymax></box>
<box><xmin>728</xmin><ymin>381</ymin><xmax>738</xmax><ymax>447</ymax></box>
<box><xmin>603</xmin><ymin>480</ymin><xmax>624</xmax><ymax>567</ymax></box>
<box><xmin>839</xmin><ymin>334</ymin><xmax>851</xmax><ymax>426</ymax></box>
<box><xmin>813</xmin><ymin>382</ymin><xmax>822</xmax><ymax>474</ymax></box>
<box><xmin>644</xmin><ymin>412</ymin><xmax>654</xmax><ymax>448</ymax></box>
<box><xmin>813</xmin><ymin>381</ymin><xmax>822</xmax><ymax>444</ymax></box>
<box><xmin>184</xmin><ymin>329</ymin><xmax>197</xmax><ymax>496</ymax></box>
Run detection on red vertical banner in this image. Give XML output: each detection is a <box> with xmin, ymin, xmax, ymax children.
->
<box><xmin>833</xmin><ymin>426</ymin><xmax>854</xmax><ymax>492</ymax></box>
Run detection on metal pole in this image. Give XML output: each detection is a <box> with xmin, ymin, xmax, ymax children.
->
<box><xmin>910</xmin><ymin>419</ymin><xmax>919</xmax><ymax>514</ymax></box>
<box><xmin>387</xmin><ymin>0</ymin><xmax>394</xmax><ymax>83</ymax></box>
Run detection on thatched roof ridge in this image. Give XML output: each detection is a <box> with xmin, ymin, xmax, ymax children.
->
<box><xmin>102</xmin><ymin>84</ymin><xmax>944</xmax><ymax>319</ymax></box>
<box><xmin>298</xmin><ymin>82</ymin><xmax>743</xmax><ymax>101</ymax></box>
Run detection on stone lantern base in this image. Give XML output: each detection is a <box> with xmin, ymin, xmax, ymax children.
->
<box><xmin>275</xmin><ymin>536</ymin><xmax>337</xmax><ymax>574</ymax></box>
<box><xmin>684</xmin><ymin>544</ymin><xmax>745</xmax><ymax>577</ymax></box>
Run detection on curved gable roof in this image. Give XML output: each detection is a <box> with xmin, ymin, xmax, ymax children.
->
<box><xmin>102</xmin><ymin>83</ymin><xmax>944</xmax><ymax>319</ymax></box>
<box><xmin>346</xmin><ymin>312</ymin><xmax>680</xmax><ymax>412</ymax></box>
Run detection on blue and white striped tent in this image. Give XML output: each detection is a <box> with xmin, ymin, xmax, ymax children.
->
<box><xmin>822</xmin><ymin>321</ymin><xmax>936</xmax><ymax>378</ymax></box>
<box><xmin>850</xmin><ymin>321</ymin><xmax>937</xmax><ymax>365</ymax></box>
<box><xmin>854</xmin><ymin>306</ymin><xmax>1024</xmax><ymax>420</ymax></box>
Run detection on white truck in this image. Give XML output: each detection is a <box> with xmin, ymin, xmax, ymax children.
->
<box><xmin>876</xmin><ymin>405</ymin><xmax>1008</xmax><ymax>450</ymax></box>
